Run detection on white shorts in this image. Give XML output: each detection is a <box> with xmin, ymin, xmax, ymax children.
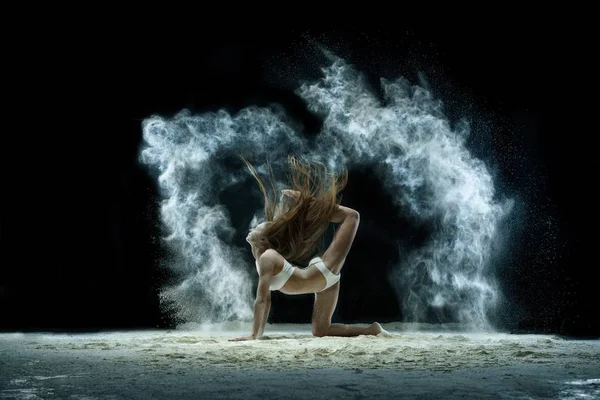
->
<box><xmin>310</xmin><ymin>257</ymin><xmax>341</xmax><ymax>292</ymax></box>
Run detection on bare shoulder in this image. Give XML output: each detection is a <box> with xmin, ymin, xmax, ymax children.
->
<box><xmin>257</xmin><ymin>249</ymin><xmax>283</xmax><ymax>273</ymax></box>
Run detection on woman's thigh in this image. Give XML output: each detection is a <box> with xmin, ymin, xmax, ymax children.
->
<box><xmin>311</xmin><ymin>280</ymin><xmax>341</xmax><ymax>334</ymax></box>
<box><xmin>320</xmin><ymin>216</ymin><xmax>359</xmax><ymax>275</ymax></box>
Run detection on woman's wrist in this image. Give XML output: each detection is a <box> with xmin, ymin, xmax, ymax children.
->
<box><xmin>282</xmin><ymin>189</ymin><xmax>300</xmax><ymax>198</ymax></box>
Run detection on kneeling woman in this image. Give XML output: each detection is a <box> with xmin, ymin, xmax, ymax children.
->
<box><xmin>230</xmin><ymin>156</ymin><xmax>383</xmax><ymax>341</ymax></box>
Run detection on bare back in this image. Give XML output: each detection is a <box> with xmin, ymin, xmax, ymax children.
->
<box><xmin>261</xmin><ymin>210</ymin><xmax>360</xmax><ymax>294</ymax></box>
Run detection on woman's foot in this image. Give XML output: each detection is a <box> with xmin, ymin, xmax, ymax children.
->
<box><xmin>369</xmin><ymin>322</ymin><xmax>383</xmax><ymax>335</ymax></box>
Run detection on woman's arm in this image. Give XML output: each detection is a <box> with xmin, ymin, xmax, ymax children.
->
<box><xmin>254</xmin><ymin>298</ymin><xmax>271</xmax><ymax>338</ymax></box>
<box><xmin>229</xmin><ymin>252</ymin><xmax>274</xmax><ymax>341</ymax></box>
<box><xmin>330</xmin><ymin>205</ymin><xmax>359</xmax><ymax>223</ymax></box>
<box><xmin>251</xmin><ymin>274</ymin><xmax>272</xmax><ymax>338</ymax></box>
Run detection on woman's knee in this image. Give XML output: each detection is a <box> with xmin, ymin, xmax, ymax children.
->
<box><xmin>312</xmin><ymin>325</ymin><xmax>329</xmax><ymax>337</ymax></box>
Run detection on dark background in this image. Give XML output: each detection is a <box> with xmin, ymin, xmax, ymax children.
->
<box><xmin>2</xmin><ymin>24</ymin><xmax>596</xmax><ymax>336</ymax></box>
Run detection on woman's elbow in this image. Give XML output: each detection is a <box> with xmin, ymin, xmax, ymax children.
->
<box><xmin>346</xmin><ymin>208</ymin><xmax>360</xmax><ymax>221</ymax></box>
<box><xmin>255</xmin><ymin>295</ymin><xmax>271</xmax><ymax>305</ymax></box>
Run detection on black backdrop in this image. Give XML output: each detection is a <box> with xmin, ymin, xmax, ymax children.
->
<box><xmin>2</xmin><ymin>24</ymin><xmax>596</xmax><ymax>336</ymax></box>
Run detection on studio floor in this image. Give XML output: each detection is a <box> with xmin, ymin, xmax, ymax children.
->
<box><xmin>1</xmin><ymin>323</ymin><xmax>598</xmax><ymax>399</ymax></box>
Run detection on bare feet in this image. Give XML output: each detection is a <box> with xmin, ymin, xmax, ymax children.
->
<box><xmin>369</xmin><ymin>322</ymin><xmax>384</xmax><ymax>335</ymax></box>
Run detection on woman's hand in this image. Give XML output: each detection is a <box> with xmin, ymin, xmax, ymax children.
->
<box><xmin>282</xmin><ymin>189</ymin><xmax>300</xmax><ymax>200</ymax></box>
<box><xmin>228</xmin><ymin>334</ymin><xmax>257</xmax><ymax>342</ymax></box>
<box><xmin>282</xmin><ymin>189</ymin><xmax>300</xmax><ymax>199</ymax></box>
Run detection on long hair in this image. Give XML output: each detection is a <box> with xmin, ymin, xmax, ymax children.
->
<box><xmin>241</xmin><ymin>155</ymin><xmax>348</xmax><ymax>265</ymax></box>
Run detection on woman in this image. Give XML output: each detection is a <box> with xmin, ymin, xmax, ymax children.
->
<box><xmin>230</xmin><ymin>156</ymin><xmax>384</xmax><ymax>341</ymax></box>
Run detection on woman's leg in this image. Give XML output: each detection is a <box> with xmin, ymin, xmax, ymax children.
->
<box><xmin>312</xmin><ymin>208</ymin><xmax>382</xmax><ymax>337</ymax></box>
<box><xmin>320</xmin><ymin>209</ymin><xmax>360</xmax><ymax>275</ymax></box>
<box><xmin>312</xmin><ymin>280</ymin><xmax>382</xmax><ymax>337</ymax></box>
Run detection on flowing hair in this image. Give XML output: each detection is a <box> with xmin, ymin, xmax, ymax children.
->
<box><xmin>241</xmin><ymin>155</ymin><xmax>348</xmax><ymax>265</ymax></box>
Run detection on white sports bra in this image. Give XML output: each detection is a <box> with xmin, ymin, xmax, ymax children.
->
<box><xmin>255</xmin><ymin>259</ymin><xmax>296</xmax><ymax>291</ymax></box>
